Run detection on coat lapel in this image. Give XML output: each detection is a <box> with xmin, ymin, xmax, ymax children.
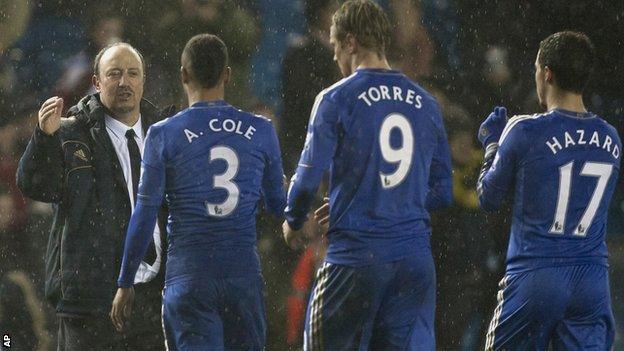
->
<box><xmin>90</xmin><ymin>118</ymin><xmax>131</xmax><ymax>205</ymax></box>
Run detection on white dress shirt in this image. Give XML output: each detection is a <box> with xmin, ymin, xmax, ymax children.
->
<box><xmin>105</xmin><ymin>115</ymin><xmax>162</xmax><ymax>284</ymax></box>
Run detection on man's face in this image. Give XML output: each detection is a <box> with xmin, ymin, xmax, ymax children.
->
<box><xmin>94</xmin><ymin>46</ymin><xmax>144</xmax><ymax>117</ymax></box>
<box><xmin>330</xmin><ymin>24</ymin><xmax>351</xmax><ymax>77</ymax></box>
<box><xmin>534</xmin><ymin>51</ymin><xmax>547</xmax><ymax>110</ymax></box>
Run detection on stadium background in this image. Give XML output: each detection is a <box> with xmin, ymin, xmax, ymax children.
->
<box><xmin>0</xmin><ymin>0</ymin><xmax>622</xmax><ymax>350</ymax></box>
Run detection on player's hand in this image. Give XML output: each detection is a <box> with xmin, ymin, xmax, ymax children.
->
<box><xmin>110</xmin><ymin>287</ymin><xmax>135</xmax><ymax>332</ymax></box>
<box><xmin>314</xmin><ymin>197</ymin><xmax>330</xmax><ymax>228</ymax></box>
<box><xmin>38</xmin><ymin>96</ymin><xmax>63</xmax><ymax>135</ymax></box>
<box><xmin>283</xmin><ymin>220</ymin><xmax>306</xmax><ymax>250</ymax></box>
<box><xmin>478</xmin><ymin>106</ymin><xmax>508</xmax><ymax>148</ymax></box>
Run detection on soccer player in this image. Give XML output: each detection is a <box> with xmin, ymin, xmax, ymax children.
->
<box><xmin>477</xmin><ymin>31</ymin><xmax>620</xmax><ymax>350</ymax></box>
<box><xmin>110</xmin><ymin>34</ymin><xmax>286</xmax><ymax>350</ymax></box>
<box><xmin>282</xmin><ymin>1</ymin><xmax>453</xmax><ymax>349</ymax></box>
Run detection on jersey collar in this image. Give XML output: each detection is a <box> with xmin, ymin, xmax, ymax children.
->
<box><xmin>554</xmin><ymin>108</ymin><xmax>595</xmax><ymax>119</ymax></box>
<box><xmin>190</xmin><ymin>100</ymin><xmax>229</xmax><ymax>108</ymax></box>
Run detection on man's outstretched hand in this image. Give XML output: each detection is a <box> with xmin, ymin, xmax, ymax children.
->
<box><xmin>110</xmin><ymin>287</ymin><xmax>135</xmax><ymax>332</ymax></box>
<box><xmin>314</xmin><ymin>197</ymin><xmax>330</xmax><ymax>228</ymax></box>
<box><xmin>283</xmin><ymin>198</ymin><xmax>330</xmax><ymax>249</ymax></box>
<box><xmin>38</xmin><ymin>97</ymin><xmax>63</xmax><ymax>136</ymax></box>
<box><xmin>283</xmin><ymin>220</ymin><xmax>306</xmax><ymax>250</ymax></box>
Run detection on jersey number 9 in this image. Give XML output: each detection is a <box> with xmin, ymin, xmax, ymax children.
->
<box><xmin>379</xmin><ymin>113</ymin><xmax>414</xmax><ymax>189</ymax></box>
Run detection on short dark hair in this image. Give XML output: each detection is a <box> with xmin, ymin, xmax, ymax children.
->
<box><xmin>93</xmin><ymin>42</ymin><xmax>146</xmax><ymax>77</ymax></box>
<box><xmin>182</xmin><ymin>34</ymin><xmax>229</xmax><ymax>89</ymax></box>
<box><xmin>332</xmin><ymin>0</ymin><xmax>391</xmax><ymax>58</ymax></box>
<box><xmin>537</xmin><ymin>31</ymin><xmax>595</xmax><ymax>93</ymax></box>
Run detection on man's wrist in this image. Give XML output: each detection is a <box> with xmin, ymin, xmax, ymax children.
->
<box><xmin>286</xmin><ymin>219</ymin><xmax>303</xmax><ymax>231</ymax></box>
<box><xmin>117</xmin><ymin>280</ymin><xmax>133</xmax><ymax>289</ymax></box>
<box><xmin>35</xmin><ymin>124</ymin><xmax>59</xmax><ymax>140</ymax></box>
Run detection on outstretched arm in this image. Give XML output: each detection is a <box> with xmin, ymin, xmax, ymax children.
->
<box><xmin>283</xmin><ymin>95</ymin><xmax>339</xmax><ymax>248</ymax></box>
<box><xmin>17</xmin><ymin>97</ymin><xmax>65</xmax><ymax>203</ymax></box>
<box><xmin>262</xmin><ymin>122</ymin><xmax>287</xmax><ymax>217</ymax></box>
<box><xmin>425</xmin><ymin>107</ymin><xmax>453</xmax><ymax>210</ymax></box>
<box><xmin>117</xmin><ymin>126</ymin><xmax>166</xmax><ymax>288</ymax></box>
<box><xmin>112</xmin><ymin>125</ymin><xmax>166</xmax><ymax>331</ymax></box>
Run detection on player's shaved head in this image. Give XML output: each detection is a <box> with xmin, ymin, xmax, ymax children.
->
<box><xmin>537</xmin><ymin>31</ymin><xmax>595</xmax><ymax>93</ymax></box>
<box><xmin>332</xmin><ymin>0</ymin><xmax>391</xmax><ymax>58</ymax></box>
<box><xmin>181</xmin><ymin>34</ymin><xmax>229</xmax><ymax>89</ymax></box>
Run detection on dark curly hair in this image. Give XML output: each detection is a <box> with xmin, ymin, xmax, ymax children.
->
<box><xmin>538</xmin><ymin>31</ymin><xmax>595</xmax><ymax>93</ymax></box>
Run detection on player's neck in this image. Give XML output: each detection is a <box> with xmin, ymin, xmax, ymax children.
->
<box><xmin>546</xmin><ymin>89</ymin><xmax>586</xmax><ymax>113</ymax></box>
<box><xmin>186</xmin><ymin>87</ymin><xmax>225</xmax><ymax>107</ymax></box>
<box><xmin>353</xmin><ymin>51</ymin><xmax>391</xmax><ymax>71</ymax></box>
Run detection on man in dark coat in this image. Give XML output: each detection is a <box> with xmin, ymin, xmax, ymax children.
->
<box><xmin>16</xmin><ymin>42</ymin><xmax>171</xmax><ymax>350</ymax></box>
<box><xmin>281</xmin><ymin>0</ymin><xmax>340</xmax><ymax>175</ymax></box>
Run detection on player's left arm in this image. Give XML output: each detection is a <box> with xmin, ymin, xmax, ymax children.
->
<box><xmin>261</xmin><ymin>121</ymin><xmax>287</xmax><ymax>217</ymax></box>
<box><xmin>284</xmin><ymin>95</ymin><xmax>339</xmax><ymax>244</ymax></box>
<box><xmin>111</xmin><ymin>125</ymin><xmax>166</xmax><ymax>331</ymax></box>
<box><xmin>477</xmin><ymin>107</ymin><xmax>526</xmax><ymax>212</ymax></box>
<box><xmin>425</xmin><ymin>105</ymin><xmax>453</xmax><ymax>210</ymax></box>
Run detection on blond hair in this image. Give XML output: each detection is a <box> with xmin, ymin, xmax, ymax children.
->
<box><xmin>332</xmin><ymin>0</ymin><xmax>391</xmax><ymax>58</ymax></box>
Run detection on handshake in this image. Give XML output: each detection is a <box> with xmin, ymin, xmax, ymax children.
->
<box><xmin>282</xmin><ymin>198</ymin><xmax>329</xmax><ymax>250</ymax></box>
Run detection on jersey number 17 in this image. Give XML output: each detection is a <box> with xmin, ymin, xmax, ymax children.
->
<box><xmin>550</xmin><ymin>161</ymin><xmax>613</xmax><ymax>236</ymax></box>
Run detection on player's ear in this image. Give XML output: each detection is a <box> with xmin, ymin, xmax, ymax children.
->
<box><xmin>544</xmin><ymin>66</ymin><xmax>553</xmax><ymax>84</ymax></box>
<box><xmin>222</xmin><ymin>67</ymin><xmax>231</xmax><ymax>85</ymax></box>
<box><xmin>180</xmin><ymin>65</ymin><xmax>190</xmax><ymax>85</ymax></box>
<box><xmin>345</xmin><ymin>33</ymin><xmax>357</xmax><ymax>54</ymax></box>
<box><xmin>92</xmin><ymin>74</ymin><xmax>101</xmax><ymax>91</ymax></box>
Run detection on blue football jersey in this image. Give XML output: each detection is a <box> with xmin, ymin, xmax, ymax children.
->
<box><xmin>118</xmin><ymin>100</ymin><xmax>286</xmax><ymax>287</ymax></box>
<box><xmin>478</xmin><ymin>109</ymin><xmax>621</xmax><ymax>273</ymax></box>
<box><xmin>285</xmin><ymin>68</ymin><xmax>453</xmax><ymax>266</ymax></box>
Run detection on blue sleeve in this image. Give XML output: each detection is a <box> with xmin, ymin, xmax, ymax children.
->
<box><xmin>477</xmin><ymin>120</ymin><xmax>526</xmax><ymax>212</ymax></box>
<box><xmin>117</xmin><ymin>126</ymin><xmax>166</xmax><ymax>288</ymax></box>
<box><xmin>262</xmin><ymin>122</ymin><xmax>287</xmax><ymax>216</ymax></box>
<box><xmin>285</xmin><ymin>95</ymin><xmax>339</xmax><ymax>230</ymax></box>
<box><xmin>425</xmin><ymin>109</ymin><xmax>453</xmax><ymax>210</ymax></box>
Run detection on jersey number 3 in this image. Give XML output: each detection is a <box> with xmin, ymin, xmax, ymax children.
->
<box><xmin>379</xmin><ymin>113</ymin><xmax>414</xmax><ymax>189</ymax></box>
<box><xmin>206</xmin><ymin>146</ymin><xmax>240</xmax><ymax>217</ymax></box>
<box><xmin>550</xmin><ymin>161</ymin><xmax>613</xmax><ymax>236</ymax></box>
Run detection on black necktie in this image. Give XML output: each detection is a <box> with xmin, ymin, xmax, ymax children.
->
<box><xmin>125</xmin><ymin>129</ymin><xmax>157</xmax><ymax>265</ymax></box>
<box><xmin>125</xmin><ymin>129</ymin><xmax>141</xmax><ymax>203</ymax></box>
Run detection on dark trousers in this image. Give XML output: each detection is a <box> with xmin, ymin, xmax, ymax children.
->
<box><xmin>57</xmin><ymin>281</ymin><xmax>164</xmax><ymax>351</ymax></box>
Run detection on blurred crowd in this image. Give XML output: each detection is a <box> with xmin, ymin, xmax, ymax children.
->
<box><xmin>0</xmin><ymin>0</ymin><xmax>623</xmax><ymax>350</ymax></box>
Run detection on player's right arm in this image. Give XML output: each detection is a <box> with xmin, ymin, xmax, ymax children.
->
<box><xmin>117</xmin><ymin>125</ymin><xmax>167</xmax><ymax>288</ymax></box>
<box><xmin>261</xmin><ymin>121</ymin><xmax>287</xmax><ymax>216</ymax></box>
<box><xmin>285</xmin><ymin>94</ymin><xmax>339</xmax><ymax>231</ymax></box>
<box><xmin>112</xmin><ymin>124</ymin><xmax>166</xmax><ymax>331</ymax></box>
<box><xmin>425</xmin><ymin>105</ymin><xmax>453</xmax><ymax>210</ymax></box>
<box><xmin>477</xmin><ymin>114</ymin><xmax>528</xmax><ymax>212</ymax></box>
<box><xmin>16</xmin><ymin>97</ymin><xmax>65</xmax><ymax>203</ymax></box>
